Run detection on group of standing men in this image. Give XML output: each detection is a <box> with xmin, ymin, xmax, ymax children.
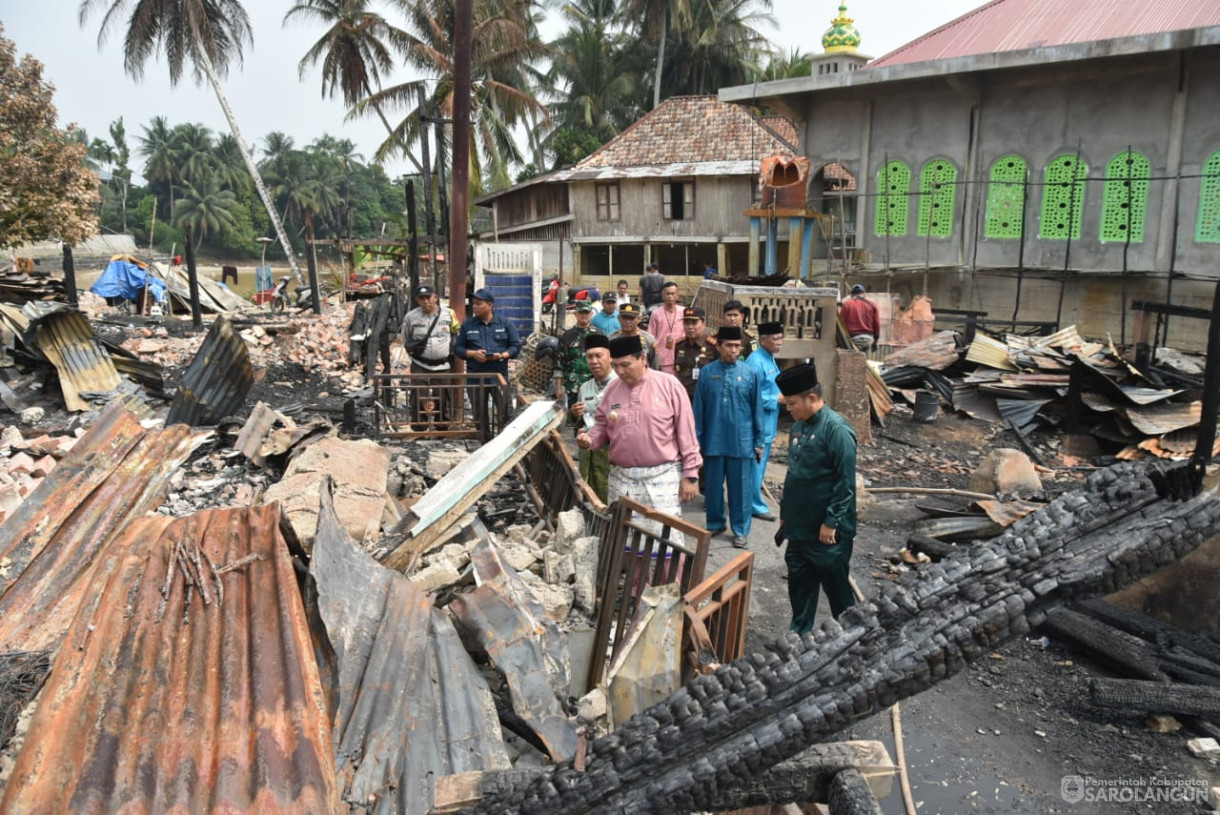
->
<box><xmin>569</xmin><ymin>270</ymin><xmax>863</xmax><ymax>634</ymax></box>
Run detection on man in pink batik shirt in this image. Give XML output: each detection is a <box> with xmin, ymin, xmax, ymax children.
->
<box><xmin>576</xmin><ymin>334</ymin><xmax>702</xmax><ymax>531</ymax></box>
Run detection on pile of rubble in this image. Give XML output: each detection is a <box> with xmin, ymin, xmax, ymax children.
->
<box><xmin>879</xmin><ymin>325</ymin><xmax>1211</xmax><ymax>463</ymax></box>
<box><xmin>0</xmin><ymin>426</ymin><xmax>81</xmax><ymax>522</ymax></box>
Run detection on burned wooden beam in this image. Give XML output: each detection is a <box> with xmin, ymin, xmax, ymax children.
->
<box><xmin>1041</xmin><ymin>608</ymin><xmax>1169</xmax><ymax>682</ymax></box>
<box><xmin>466</xmin><ymin>462</ymin><xmax>1220</xmax><ymax>814</ymax></box>
<box><xmin>1089</xmin><ymin>678</ymin><xmax>1220</xmax><ymax>718</ymax></box>
<box><xmin>435</xmin><ymin>741</ymin><xmax>894</xmax><ymax>814</ymax></box>
<box><xmin>827</xmin><ymin>769</ymin><xmax>885</xmax><ymax>815</ymax></box>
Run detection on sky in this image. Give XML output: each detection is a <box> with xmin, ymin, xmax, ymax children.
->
<box><xmin>3</xmin><ymin>0</ymin><xmax>983</xmax><ymax>180</ymax></box>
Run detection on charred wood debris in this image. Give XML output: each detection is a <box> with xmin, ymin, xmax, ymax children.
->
<box><xmin>0</xmin><ymin>283</ymin><xmax>1218</xmax><ymax>812</ymax></box>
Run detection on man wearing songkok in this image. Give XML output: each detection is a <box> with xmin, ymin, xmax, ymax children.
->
<box><xmin>570</xmin><ymin>334</ymin><xmax>616</xmax><ymax>501</ymax></box>
<box><xmin>746</xmin><ymin>321</ymin><xmax>784</xmax><ymax>520</ymax></box>
<box><xmin>775</xmin><ymin>363</ymin><xmax>858</xmax><ymax>633</ymax></box>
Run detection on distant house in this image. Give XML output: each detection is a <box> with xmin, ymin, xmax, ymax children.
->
<box><xmin>475</xmin><ymin>96</ymin><xmax>799</xmax><ymax>292</ymax></box>
<box><xmin>720</xmin><ymin>0</ymin><xmax>1220</xmax><ymax>350</ymax></box>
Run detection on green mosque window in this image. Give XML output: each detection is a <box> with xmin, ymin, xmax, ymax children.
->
<box><xmin>1100</xmin><ymin>151</ymin><xmax>1150</xmax><ymax>243</ymax></box>
<box><xmin>917</xmin><ymin>159</ymin><xmax>957</xmax><ymax>238</ymax></box>
<box><xmin>874</xmin><ymin>160</ymin><xmax>910</xmax><ymax>237</ymax></box>
<box><xmin>1196</xmin><ymin>150</ymin><xmax>1220</xmax><ymax>243</ymax></box>
<box><xmin>984</xmin><ymin>155</ymin><xmax>1027</xmax><ymax>239</ymax></box>
<box><xmin>1039</xmin><ymin>154</ymin><xmax>1088</xmax><ymax>240</ymax></box>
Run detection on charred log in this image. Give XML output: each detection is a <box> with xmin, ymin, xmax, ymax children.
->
<box><xmin>906</xmin><ymin>534</ymin><xmax>957</xmax><ymax>561</ymax></box>
<box><xmin>467</xmin><ymin>462</ymin><xmax>1220</xmax><ymax>815</ymax></box>
<box><xmin>828</xmin><ymin>769</ymin><xmax>885</xmax><ymax>815</ymax></box>
<box><xmin>1040</xmin><ymin>608</ymin><xmax>1169</xmax><ymax>681</ymax></box>
<box><xmin>1089</xmin><ymin>678</ymin><xmax>1220</xmax><ymax>718</ymax></box>
<box><xmin>1074</xmin><ymin>599</ymin><xmax>1220</xmax><ymax>667</ymax></box>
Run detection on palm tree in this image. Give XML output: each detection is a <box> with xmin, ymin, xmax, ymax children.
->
<box><xmin>284</xmin><ymin>0</ymin><xmax>422</xmax><ymax>172</ymax></box>
<box><xmin>139</xmin><ymin>115</ymin><xmax>178</xmax><ymax>219</ymax></box>
<box><xmin>212</xmin><ymin>133</ymin><xmax>250</xmax><ymax>193</ymax></box>
<box><xmin>752</xmin><ymin>46</ymin><xmax>813</xmax><ymax>82</ymax></box>
<box><xmin>80</xmin><ymin>0</ymin><xmax>305</xmax><ymax>283</ymax></box>
<box><xmin>355</xmin><ymin>0</ymin><xmax>549</xmax><ymax>192</ymax></box>
<box><xmin>619</xmin><ymin>0</ymin><xmax>691</xmax><ymax>109</ymax></box>
<box><xmin>174</xmin><ymin>169</ymin><xmax>238</xmax><ymax>249</ymax></box>
<box><xmin>546</xmin><ymin>0</ymin><xmax>639</xmax><ymax>140</ymax></box>
<box><xmin>663</xmin><ymin>0</ymin><xmax>774</xmax><ymax>96</ymax></box>
<box><xmin>171</xmin><ymin>122</ymin><xmax>214</xmax><ymax>187</ymax></box>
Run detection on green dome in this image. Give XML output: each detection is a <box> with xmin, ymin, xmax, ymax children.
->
<box><xmin>822</xmin><ymin>2</ymin><xmax>862</xmax><ymax>54</ymax></box>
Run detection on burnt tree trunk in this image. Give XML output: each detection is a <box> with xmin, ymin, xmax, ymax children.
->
<box><xmin>1089</xmin><ymin>678</ymin><xmax>1220</xmax><ymax>717</ymax></box>
<box><xmin>466</xmin><ymin>463</ymin><xmax>1220</xmax><ymax>815</ymax></box>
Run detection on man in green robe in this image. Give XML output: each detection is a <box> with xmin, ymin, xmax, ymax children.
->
<box><xmin>775</xmin><ymin>363</ymin><xmax>858</xmax><ymax>634</ymax></box>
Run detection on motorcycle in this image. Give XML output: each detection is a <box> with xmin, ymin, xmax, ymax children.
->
<box><xmin>541</xmin><ymin>277</ymin><xmax>561</xmax><ymax>315</ymax></box>
<box><xmin>268</xmin><ymin>276</ymin><xmax>294</xmax><ymax>313</ymax></box>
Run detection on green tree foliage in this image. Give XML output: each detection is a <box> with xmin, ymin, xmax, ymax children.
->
<box><xmin>0</xmin><ymin>24</ymin><xmax>100</xmax><ymax>248</ymax></box>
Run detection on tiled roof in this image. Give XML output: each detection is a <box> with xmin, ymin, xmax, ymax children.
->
<box><xmin>871</xmin><ymin>0</ymin><xmax>1220</xmax><ymax>68</ymax></box>
<box><xmin>575</xmin><ymin>96</ymin><xmax>798</xmax><ymax>170</ymax></box>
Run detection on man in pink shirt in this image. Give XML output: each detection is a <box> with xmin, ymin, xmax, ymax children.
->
<box><xmin>649</xmin><ymin>281</ymin><xmax>686</xmax><ymax>374</ymax></box>
<box><xmin>577</xmin><ymin>335</ymin><xmax>702</xmax><ymax>531</ymax></box>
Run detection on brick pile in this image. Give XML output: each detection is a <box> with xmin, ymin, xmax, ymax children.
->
<box><xmin>0</xmin><ymin>426</ymin><xmax>83</xmax><ymax>523</ymax></box>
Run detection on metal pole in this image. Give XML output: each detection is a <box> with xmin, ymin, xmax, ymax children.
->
<box><xmin>1012</xmin><ymin>170</ymin><xmax>1030</xmax><ymax>324</ymax></box>
<box><xmin>1120</xmin><ymin>146</ymin><xmax>1134</xmax><ymax>346</ymax></box>
<box><xmin>1192</xmin><ymin>280</ymin><xmax>1220</xmax><ymax>491</ymax></box>
<box><xmin>1158</xmin><ymin>165</ymin><xmax>1183</xmax><ymax>351</ymax></box>
<box><xmin>449</xmin><ymin>0</ymin><xmax>472</xmax><ymax>321</ymax></box>
<box><xmin>1055</xmin><ymin>142</ymin><xmax>1084</xmax><ymax>330</ymax></box>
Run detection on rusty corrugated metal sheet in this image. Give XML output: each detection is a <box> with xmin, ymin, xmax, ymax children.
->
<box><xmin>311</xmin><ymin>478</ymin><xmax>510</xmax><ymax>814</ymax></box>
<box><xmin>28</xmin><ymin>307</ymin><xmax>121</xmax><ymax>411</ymax></box>
<box><xmin>449</xmin><ymin>537</ymin><xmax>578</xmax><ymax>763</ymax></box>
<box><xmin>872</xmin><ymin>0</ymin><xmax>1220</xmax><ymax>68</ymax></box>
<box><xmin>167</xmin><ymin>315</ymin><xmax>254</xmax><ymax>426</ymax></box>
<box><xmin>1124</xmin><ymin>401</ymin><xmax>1202</xmax><ymax>436</ymax></box>
<box><xmin>0</xmin><ymin>400</ymin><xmax>207</xmax><ymax>653</ymax></box>
<box><xmin>1</xmin><ymin>504</ymin><xmax>337</xmax><ymax>813</ymax></box>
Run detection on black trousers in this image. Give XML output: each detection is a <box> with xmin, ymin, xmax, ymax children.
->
<box><xmin>467</xmin><ymin>372</ymin><xmax>508</xmax><ymax>442</ymax></box>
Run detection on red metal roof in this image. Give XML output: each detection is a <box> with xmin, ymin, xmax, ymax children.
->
<box><xmin>871</xmin><ymin>0</ymin><xmax>1220</xmax><ymax>68</ymax></box>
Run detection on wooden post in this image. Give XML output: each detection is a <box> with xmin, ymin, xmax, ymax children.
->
<box><xmin>183</xmin><ymin>228</ymin><xmax>203</xmax><ymax>327</ymax></box>
<box><xmin>61</xmin><ymin>244</ymin><xmax>77</xmax><ymax>308</ymax></box>
<box><xmin>449</xmin><ymin>0</ymin><xmax>472</xmax><ymax>321</ymax></box>
<box><xmin>748</xmin><ymin>216</ymin><xmax>760</xmax><ymax>277</ymax></box>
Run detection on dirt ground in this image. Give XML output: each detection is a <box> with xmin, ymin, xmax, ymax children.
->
<box><xmin>683</xmin><ymin>412</ymin><xmax>1217</xmax><ymax>814</ymax></box>
<box><xmin>18</xmin><ymin>308</ymin><xmax>1220</xmax><ymax>814</ymax></box>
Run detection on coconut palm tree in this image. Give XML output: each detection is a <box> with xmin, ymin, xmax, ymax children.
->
<box><xmin>285</xmin><ymin>0</ymin><xmax>423</xmax><ymax>172</ymax></box>
<box><xmin>355</xmin><ymin>0</ymin><xmax>549</xmax><ymax>192</ymax></box>
<box><xmin>171</xmin><ymin>122</ymin><xmax>214</xmax><ymax>187</ymax></box>
<box><xmin>174</xmin><ymin>168</ymin><xmax>238</xmax><ymax>249</ymax></box>
<box><xmin>619</xmin><ymin>0</ymin><xmax>691</xmax><ymax>109</ymax></box>
<box><xmin>663</xmin><ymin>0</ymin><xmax>774</xmax><ymax>96</ymax></box>
<box><xmin>212</xmin><ymin>133</ymin><xmax>250</xmax><ymax>193</ymax></box>
<box><xmin>79</xmin><ymin>0</ymin><xmax>305</xmax><ymax>283</ymax></box>
<box><xmin>139</xmin><ymin>115</ymin><xmax>178</xmax><ymax>218</ymax></box>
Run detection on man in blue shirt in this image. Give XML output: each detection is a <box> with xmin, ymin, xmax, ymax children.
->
<box><xmin>692</xmin><ymin>325</ymin><xmax>765</xmax><ymax>548</ymax></box>
<box><xmin>591</xmin><ymin>292</ymin><xmax>621</xmax><ymax>335</ymax></box>
<box><xmin>746</xmin><ymin>321</ymin><xmax>784</xmax><ymax>521</ymax></box>
<box><xmin>455</xmin><ymin>288</ymin><xmax>522</xmax><ymax>439</ymax></box>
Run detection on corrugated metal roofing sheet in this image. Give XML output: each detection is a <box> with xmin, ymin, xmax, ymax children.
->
<box><xmin>1124</xmin><ymin>401</ymin><xmax>1202</xmax><ymax>436</ymax></box>
<box><xmin>871</xmin><ymin>0</ymin><xmax>1220</xmax><ymax>68</ymax></box>
<box><xmin>450</xmin><ymin>536</ymin><xmax>578</xmax><ymax>763</ymax></box>
<box><xmin>0</xmin><ymin>401</ymin><xmax>207</xmax><ymax>653</ymax></box>
<box><xmin>311</xmin><ymin>478</ymin><xmax>510</xmax><ymax>814</ymax></box>
<box><xmin>166</xmin><ymin>315</ymin><xmax>254</xmax><ymax>426</ymax></box>
<box><xmin>553</xmin><ymin>160</ymin><xmax>759</xmax><ymax>182</ymax></box>
<box><xmin>2</xmin><ymin>504</ymin><xmax>337</xmax><ymax>813</ymax></box>
<box><xmin>28</xmin><ymin>307</ymin><xmax>122</xmax><ymax>412</ymax></box>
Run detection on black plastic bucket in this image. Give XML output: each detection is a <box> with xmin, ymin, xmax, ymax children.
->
<box><xmin>913</xmin><ymin>390</ymin><xmax>940</xmax><ymax>422</ymax></box>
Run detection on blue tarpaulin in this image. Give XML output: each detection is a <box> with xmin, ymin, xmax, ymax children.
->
<box><xmin>90</xmin><ymin>258</ymin><xmax>167</xmax><ymax>304</ymax></box>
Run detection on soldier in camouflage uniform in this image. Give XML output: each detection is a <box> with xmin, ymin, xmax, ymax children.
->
<box><xmin>571</xmin><ymin>334</ymin><xmax>616</xmax><ymax>502</ymax></box>
<box><xmin>673</xmin><ymin>307</ymin><xmax>718</xmax><ymax>401</ymax></box>
<box><xmin>559</xmin><ymin>301</ymin><xmax>604</xmax><ymax>404</ymax></box>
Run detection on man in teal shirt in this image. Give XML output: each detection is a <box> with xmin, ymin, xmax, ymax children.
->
<box><xmin>746</xmin><ymin>321</ymin><xmax>783</xmax><ymax>521</ymax></box>
<box><xmin>591</xmin><ymin>293</ymin><xmax>621</xmax><ymax>335</ymax></box>
<box><xmin>693</xmin><ymin>325</ymin><xmax>765</xmax><ymax>548</ymax></box>
<box><xmin>775</xmin><ymin>363</ymin><xmax>858</xmax><ymax>633</ymax></box>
